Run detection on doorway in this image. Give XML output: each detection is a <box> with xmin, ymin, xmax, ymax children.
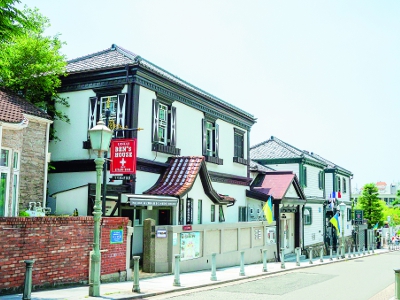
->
<box><xmin>158</xmin><ymin>209</ymin><xmax>171</xmax><ymax>225</ymax></box>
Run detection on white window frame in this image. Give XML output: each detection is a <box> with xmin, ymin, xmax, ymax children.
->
<box><xmin>0</xmin><ymin>148</ymin><xmax>11</xmax><ymax>217</ymax></box>
<box><xmin>100</xmin><ymin>95</ymin><xmax>118</xmax><ymax>129</ymax></box>
<box><xmin>157</xmin><ymin>103</ymin><xmax>168</xmax><ymax>145</ymax></box>
<box><xmin>206</xmin><ymin>121</ymin><xmax>214</xmax><ymax>156</ymax></box>
<box><xmin>12</xmin><ymin>151</ymin><xmax>20</xmax><ymax>216</ymax></box>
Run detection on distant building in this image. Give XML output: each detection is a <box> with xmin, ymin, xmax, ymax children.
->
<box><xmin>352</xmin><ymin>182</ymin><xmax>400</xmax><ymax>206</ymax></box>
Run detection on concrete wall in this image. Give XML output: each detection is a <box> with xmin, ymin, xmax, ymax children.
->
<box><xmin>153</xmin><ymin>221</ymin><xmax>277</xmax><ymax>273</ymax></box>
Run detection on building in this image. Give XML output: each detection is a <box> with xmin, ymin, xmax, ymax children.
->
<box><xmin>250</xmin><ymin>136</ymin><xmax>353</xmax><ymax>253</ymax></box>
<box><xmin>48</xmin><ymin>44</ymin><xmax>258</xmax><ymax>262</ymax></box>
<box><xmin>0</xmin><ymin>89</ymin><xmax>52</xmax><ymax>216</ymax></box>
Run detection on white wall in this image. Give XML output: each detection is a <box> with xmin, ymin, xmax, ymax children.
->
<box><xmin>53</xmin><ymin>185</ymin><xmax>88</xmax><ymax>215</ymax></box>
<box><xmin>303</xmin><ymin>164</ymin><xmax>324</xmax><ymax>198</ymax></box>
<box><xmin>303</xmin><ymin>203</ymin><xmax>324</xmax><ymax>246</ymax></box>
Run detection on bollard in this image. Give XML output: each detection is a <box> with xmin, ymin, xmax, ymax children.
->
<box><xmin>372</xmin><ymin>242</ymin><xmax>375</xmax><ymax>254</ymax></box>
<box><xmin>395</xmin><ymin>269</ymin><xmax>400</xmax><ymax>300</ymax></box>
<box><xmin>173</xmin><ymin>254</ymin><xmax>181</xmax><ymax>287</ymax></box>
<box><xmin>353</xmin><ymin>245</ymin><xmax>356</xmax><ymax>258</ymax></box>
<box><xmin>329</xmin><ymin>246</ymin><xmax>333</xmax><ymax>261</ymax></box>
<box><xmin>362</xmin><ymin>245</ymin><xmax>365</xmax><ymax>255</ymax></box>
<box><xmin>358</xmin><ymin>245</ymin><xmax>361</xmax><ymax>256</ymax></box>
<box><xmin>367</xmin><ymin>245</ymin><xmax>370</xmax><ymax>254</ymax></box>
<box><xmin>348</xmin><ymin>245</ymin><xmax>351</xmax><ymax>259</ymax></box>
<box><xmin>309</xmin><ymin>247</ymin><xmax>313</xmax><ymax>264</ymax></box>
<box><xmin>262</xmin><ymin>249</ymin><xmax>268</xmax><ymax>272</ymax></box>
<box><xmin>132</xmin><ymin>256</ymin><xmax>140</xmax><ymax>292</ymax></box>
<box><xmin>280</xmin><ymin>248</ymin><xmax>285</xmax><ymax>269</ymax></box>
<box><xmin>210</xmin><ymin>253</ymin><xmax>217</xmax><ymax>281</ymax></box>
<box><xmin>336</xmin><ymin>247</ymin><xmax>340</xmax><ymax>260</ymax></box>
<box><xmin>320</xmin><ymin>246</ymin><xmax>324</xmax><ymax>262</ymax></box>
<box><xmin>239</xmin><ymin>251</ymin><xmax>245</xmax><ymax>276</ymax></box>
<box><xmin>23</xmin><ymin>260</ymin><xmax>34</xmax><ymax>300</ymax></box>
<box><xmin>295</xmin><ymin>247</ymin><xmax>301</xmax><ymax>266</ymax></box>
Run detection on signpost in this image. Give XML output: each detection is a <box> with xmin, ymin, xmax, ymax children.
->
<box><xmin>354</xmin><ymin>209</ymin><xmax>363</xmax><ymax>225</ymax></box>
<box><xmin>110</xmin><ymin>139</ymin><xmax>137</xmax><ymax>174</ymax></box>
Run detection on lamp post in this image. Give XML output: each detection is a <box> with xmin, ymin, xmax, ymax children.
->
<box><xmin>339</xmin><ymin>202</ymin><xmax>346</xmax><ymax>258</ymax></box>
<box><xmin>88</xmin><ymin>120</ymin><xmax>113</xmax><ymax>297</ymax></box>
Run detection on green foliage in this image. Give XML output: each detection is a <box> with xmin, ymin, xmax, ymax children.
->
<box><xmin>19</xmin><ymin>210</ymin><xmax>30</xmax><ymax>217</ymax></box>
<box><xmin>0</xmin><ymin>0</ymin><xmax>36</xmax><ymax>42</ymax></box>
<box><xmin>358</xmin><ymin>183</ymin><xmax>384</xmax><ymax>228</ymax></box>
<box><xmin>0</xmin><ymin>6</ymin><xmax>69</xmax><ymax>140</ymax></box>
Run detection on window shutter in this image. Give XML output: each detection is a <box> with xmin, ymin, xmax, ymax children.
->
<box><xmin>202</xmin><ymin>119</ymin><xmax>207</xmax><ymax>155</ymax></box>
<box><xmin>116</xmin><ymin>94</ymin><xmax>126</xmax><ymax>138</ymax></box>
<box><xmin>215</xmin><ymin>123</ymin><xmax>219</xmax><ymax>157</ymax></box>
<box><xmin>152</xmin><ymin>99</ymin><xmax>159</xmax><ymax>143</ymax></box>
<box><xmin>88</xmin><ymin>97</ymin><xmax>98</xmax><ymax>139</ymax></box>
<box><xmin>170</xmin><ymin>106</ymin><xmax>177</xmax><ymax>147</ymax></box>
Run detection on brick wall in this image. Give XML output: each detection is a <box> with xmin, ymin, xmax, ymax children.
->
<box><xmin>0</xmin><ymin>216</ymin><xmax>129</xmax><ymax>295</ymax></box>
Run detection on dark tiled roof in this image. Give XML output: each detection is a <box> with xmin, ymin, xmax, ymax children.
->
<box><xmin>251</xmin><ymin>171</ymin><xmax>306</xmax><ymax>200</ymax></box>
<box><xmin>0</xmin><ymin>89</ymin><xmax>50</xmax><ymax>123</ymax></box>
<box><xmin>309</xmin><ymin>152</ymin><xmax>353</xmax><ymax>175</ymax></box>
<box><xmin>250</xmin><ymin>136</ymin><xmax>323</xmax><ymax>165</ymax></box>
<box><xmin>144</xmin><ymin>156</ymin><xmax>234</xmax><ymax>204</ymax></box>
<box><xmin>67</xmin><ymin>44</ymin><xmax>254</xmax><ymax>120</ymax></box>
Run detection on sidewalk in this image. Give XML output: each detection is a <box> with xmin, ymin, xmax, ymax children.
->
<box><xmin>0</xmin><ymin>247</ymin><xmax>392</xmax><ymax>300</ymax></box>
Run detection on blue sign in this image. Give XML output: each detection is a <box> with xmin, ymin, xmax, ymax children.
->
<box><xmin>110</xmin><ymin>229</ymin><xmax>124</xmax><ymax>244</ymax></box>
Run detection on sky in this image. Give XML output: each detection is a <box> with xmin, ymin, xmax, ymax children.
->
<box><xmin>18</xmin><ymin>0</ymin><xmax>400</xmax><ymax>192</ymax></box>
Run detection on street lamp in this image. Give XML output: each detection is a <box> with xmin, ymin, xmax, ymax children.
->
<box><xmin>339</xmin><ymin>202</ymin><xmax>346</xmax><ymax>258</ymax></box>
<box><xmin>88</xmin><ymin>120</ymin><xmax>113</xmax><ymax>297</ymax></box>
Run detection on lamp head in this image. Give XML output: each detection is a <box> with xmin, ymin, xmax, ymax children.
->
<box><xmin>339</xmin><ymin>202</ymin><xmax>346</xmax><ymax>213</ymax></box>
<box><xmin>88</xmin><ymin>120</ymin><xmax>113</xmax><ymax>155</ymax></box>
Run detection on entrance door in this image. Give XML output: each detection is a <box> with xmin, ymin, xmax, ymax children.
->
<box><xmin>280</xmin><ymin>213</ymin><xmax>295</xmax><ymax>254</ymax></box>
<box><xmin>158</xmin><ymin>209</ymin><xmax>171</xmax><ymax>225</ymax></box>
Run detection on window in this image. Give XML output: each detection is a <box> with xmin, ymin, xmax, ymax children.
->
<box><xmin>219</xmin><ymin>205</ymin><xmax>225</xmax><ymax>222</ymax></box>
<box><xmin>303</xmin><ymin>166</ymin><xmax>307</xmax><ymax>187</ymax></box>
<box><xmin>304</xmin><ymin>207</ymin><xmax>312</xmax><ymax>225</ymax></box>
<box><xmin>11</xmin><ymin>152</ymin><xmax>19</xmax><ymax>217</ymax></box>
<box><xmin>343</xmin><ymin>178</ymin><xmax>347</xmax><ymax>193</ymax></box>
<box><xmin>337</xmin><ymin>176</ymin><xmax>341</xmax><ymax>193</ymax></box>
<box><xmin>152</xmin><ymin>99</ymin><xmax>180</xmax><ymax>155</ymax></box>
<box><xmin>233</xmin><ymin>128</ymin><xmax>247</xmax><ymax>165</ymax></box>
<box><xmin>100</xmin><ymin>96</ymin><xmax>117</xmax><ymax>128</ymax></box>
<box><xmin>318</xmin><ymin>171</ymin><xmax>324</xmax><ymax>190</ymax></box>
<box><xmin>211</xmin><ymin>205</ymin><xmax>215</xmax><ymax>222</ymax></box>
<box><xmin>238</xmin><ymin>206</ymin><xmax>247</xmax><ymax>222</ymax></box>
<box><xmin>1</xmin><ymin>149</ymin><xmax>9</xmax><ymax>167</ymax></box>
<box><xmin>197</xmin><ymin>200</ymin><xmax>202</xmax><ymax>224</ymax></box>
<box><xmin>85</xmin><ymin>93</ymin><xmax>127</xmax><ymax>148</ymax></box>
<box><xmin>347</xmin><ymin>208</ymin><xmax>351</xmax><ymax>221</ymax></box>
<box><xmin>0</xmin><ymin>149</ymin><xmax>10</xmax><ymax>217</ymax></box>
<box><xmin>202</xmin><ymin>118</ymin><xmax>223</xmax><ymax>165</ymax></box>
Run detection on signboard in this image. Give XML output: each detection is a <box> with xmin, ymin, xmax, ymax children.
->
<box><xmin>110</xmin><ymin>229</ymin><xmax>124</xmax><ymax>244</ymax></box>
<box><xmin>266</xmin><ymin>227</ymin><xmax>276</xmax><ymax>245</ymax></box>
<box><xmin>129</xmin><ymin>199</ymin><xmax>178</xmax><ymax>207</ymax></box>
<box><xmin>182</xmin><ymin>225</ymin><xmax>192</xmax><ymax>231</ymax></box>
<box><xmin>111</xmin><ymin>175</ymin><xmax>131</xmax><ymax>181</ymax></box>
<box><xmin>156</xmin><ymin>228</ymin><xmax>167</xmax><ymax>238</ymax></box>
<box><xmin>180</xmin><ymin>232</ymin><xmax>201</xmax><ymax>261</ymax></box>
<box><xmin>354</xmin><ymin>209</ymin><xmax>363</xmax><ymax>225</ymax></box>
<box><xmin>110</xmin><ymin>139</ymin><xmax>137</xmax><ymax>174</ymax></box>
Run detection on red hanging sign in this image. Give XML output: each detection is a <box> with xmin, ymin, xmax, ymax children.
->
<box><xmin>110</xmin><ymin>138</ymin><xmax>137</xmax><ymax>174</ymax></box>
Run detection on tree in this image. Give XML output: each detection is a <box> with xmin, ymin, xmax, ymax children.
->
<box><xmin>390</xmin><ymin>190</ymin><xmax>400</xmax><ymax>207</ymax></box>
<box><xmin>0</xmin><ymin>0</ymin><xmax>36</xmax><ymax>42</ymax></box>
<box><xmin>0</xmin><ymin>6</ymin><xmax>69</xmax><ymax>138</ymax></box>
<box><xmin>358</xmin><ymin>183</ymin><xmax>384</xmax><ymax>228</ymax></box>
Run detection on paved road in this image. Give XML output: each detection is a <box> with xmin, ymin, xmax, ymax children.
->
<box><xmin>149</xmin><ymin>251</ymin><xmax>400</xmax><ymax>300</ymax></box>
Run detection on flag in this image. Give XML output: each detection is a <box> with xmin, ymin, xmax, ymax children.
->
<box><xmin>332</xmin><ymin>191</ymin><xmax>336</xmax><ymax>198</ymax></box>
<box><xmin>337</xmin><ymin>191</ymin><xmax>341</xmax><ymax>198</ymax></box>
<box><xmin>373</xmin><ymin>222</ymin><xmax>379</xmax><ymax>230</ymax></box>
<box><xmin>263</xmin><ymin>196</ymin><xmax>273</xmax><ymax>224</ymax></box>
<box><xmin>330</xmin><ymin>212</ymin><xmax>340</xmax><ymax>235</ymax></box>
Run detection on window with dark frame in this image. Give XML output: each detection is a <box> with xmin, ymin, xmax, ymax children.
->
<box><xmin>219</xmin><ymin>205</ymin><xmax>225</xmax><ymax>222</ymax></box>
<box><xmin>151</xmin><ymin>98</ymin><xmax>180</xmax><ymax>155</ymax></box>
<box><xmin>343</xmin><ymin>178</ymin><xmax>347</xmax><ymax>193</ymax></box>
<box><xmin>211</xmin><ymin>205</ymin><xmax>215</xmax><ymax>222</ymax></box>
<box><xmin>233</xmin><ymin>128</ymin><xmax>247</xmax><ymax>165</ymax></box>
<box><xmin>303</xmin><ymin>166</ymin><xmax>307</xmax><ymax>187</ymax></box>
<box><xmin>337</xmin><ymin>176</ymin><xmax>341</xmax><ymax>193</ymax></box>
<box><xmin>347</xmin><ymin>208</ymin><xmax>351</xmax><ymax>221</ymax></box>
<box><xmin>238</xmin><ymin>206</ymin><xmax>247</xmax><ymax>222</ymax></box>
<box><xmin>197</xmin><ymin>200</ymin><xmax>202</xmax><ymax>224</ymax></box>
<box><xmin>202</xmin><ymin>118</ymin><xmax>223</xmax><ymax>165</ymax></box>
<box><xmin>304</xmin><ymin>207</ymin><xmax>312</xmax><ymax>225</ymax></box>
<box><xmin>318</xmin><ymin>171</ymin><xmax>324</xmax><ymax>190</ymax></box>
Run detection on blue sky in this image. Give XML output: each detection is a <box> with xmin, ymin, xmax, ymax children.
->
<box><xmin>19</xmin><ymin>0</ymin><xmax>400</xmax><ymax>192</ymax></box>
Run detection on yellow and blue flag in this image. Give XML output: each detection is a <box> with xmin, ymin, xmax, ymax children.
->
<box><xmin>330</xmin><ymin>212</ymin><xmax>340</xmax><ymax>235</ymax></box>
<box><xmin>373</xmin><ymin>222</ymin><xmax>379</xmax><ymax>230</ymax></box>
<box><xmin>263</xmin><ymin>196</ymin><xmax>274</xmax><ymax>224</ymax></box>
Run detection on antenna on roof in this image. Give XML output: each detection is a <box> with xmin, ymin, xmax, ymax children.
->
<box><xmin>111</xmin><ymin>44</ymin><xmax>116</xmax><ymax>50</ymax></box>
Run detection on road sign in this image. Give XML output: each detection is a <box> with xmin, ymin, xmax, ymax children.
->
<box><xmin>110</xmin><ymin>175</ymin><xmax>131</xmax><ymax>181</ymax></box>
<box><xmin>110</xmin><ymin>138</ymin><xmax>137</xmax><ymax>174</ymax></box>
<box><xmin>354</xmin><ymin>209</ymin><xmax>363</xmax><ymax>225</ymax></box>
